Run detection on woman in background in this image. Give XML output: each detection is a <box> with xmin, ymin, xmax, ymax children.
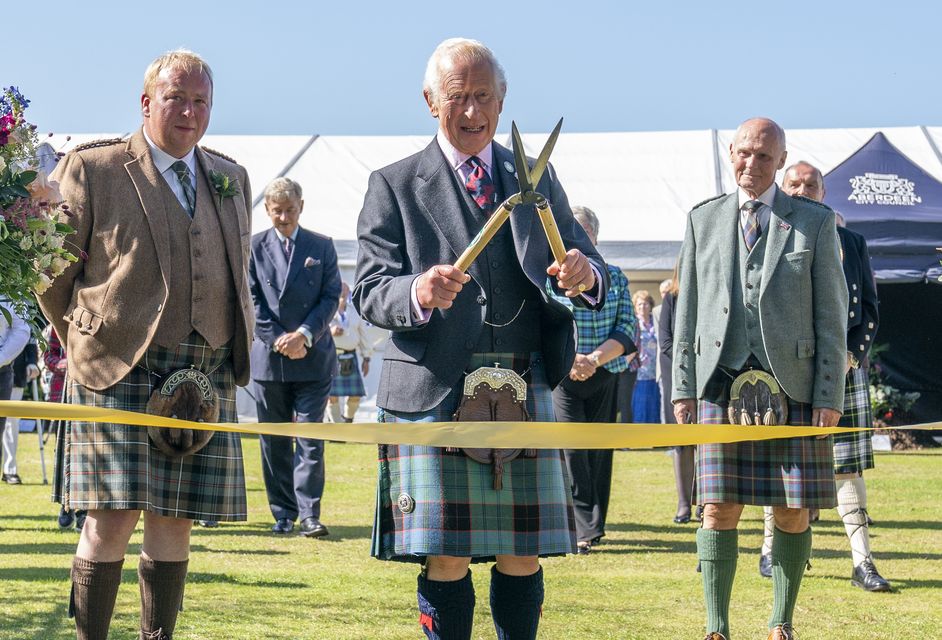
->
<box><xmin>631</xmin><ymin>290</ymin><xmax>660</xmax><ymax>425</ymax></box>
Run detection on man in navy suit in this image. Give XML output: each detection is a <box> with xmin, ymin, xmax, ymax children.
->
<box><xmin>249</xmin><ymin>177</ymin><xmax>342</xmax><ymax>537</ymax></box>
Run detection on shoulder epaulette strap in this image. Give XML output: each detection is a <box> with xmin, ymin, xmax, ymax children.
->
<box><xmin>73</xmin><ymin>137</ymin><xmax>125</xmax><ymax>152</ymax></box>
<box><xmin>791</xmin><ymin>194</ymin><xmax>834</xmax><ymax>211</ymax></box>
<box><xmin>201</xmin><ymin>146</ymin><xmax>238</xmax><ymax>164</ymax></box>
<box><xmin>691</xmin><ymin>193</ymin><xmax>726</xmax><ymax>210</ymax></box>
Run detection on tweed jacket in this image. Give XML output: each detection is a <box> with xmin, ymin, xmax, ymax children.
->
<box><xmin>672</xmin><ymin>188</ymin><xmax>848</xmax><ymax>410</ymax></box>
<box><xmin>838</xmin><ymin>226</ymin><xmax>879</xmax><ymax>365</ymax></box>
<box><xmin>37</xmin><ymin>130</ymin><xmax>254</xmax><ymax>390</ymax></box>
<box><xmin>353</xmin><ymin>138</ymin><xmax>607</xmax><ymax>413</ymax></box>
<box><xmin>249</xmin><ymin>226</ymin><xmax>342</xmax><ymax>382</ymax></box>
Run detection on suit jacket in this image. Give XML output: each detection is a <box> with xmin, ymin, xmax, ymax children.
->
<box><xmin>37</xmin><ymin>130</ymin><xmax>255</xmax><ymax>390</ymax></box>
<box><xmin>353</xmin><ymin>138</ymin><xmax>608</xmax><ymax>413</ymax></box>
<box><xmin>672</xmin><ymin>188</ymin><xmax>848</xmax><ymax>410</ymax></box>
<box><xmin>249</xmin><ymin>227</ymin><xmax>342</xmax><ymax>382</ymax></box>
<box><xmin>838</xmin><ymin>226</ymin><xmax>879</xmax><ymax>365</ymax></box>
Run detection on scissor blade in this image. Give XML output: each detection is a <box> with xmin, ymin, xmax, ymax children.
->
<box><xmin>528</xmin><ymin>117</ymin><xmax>563</xmax><ymax>188</ymax></box>
<box><xmin>511</xmin><ymin>121</ymin><xmax>533</xmax><ymax>195</ymax></box>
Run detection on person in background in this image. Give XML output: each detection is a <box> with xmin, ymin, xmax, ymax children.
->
<box><xmin>658</xmin><ymin>266</ymin><xmax>695</xmax><ymax>524</ymax></box>
<box><xmin>0</xmin><ymin>299</ymin><xmax>30</xmax><ymax>485</ymax></box>
<box><xmin>631</xmin><ymin>290</ymin><xmax>660</xmax><ymax>423</ymax></box>
<box><xmin>762</xmin><ymin>161</ymin><xmax>890</xmax><ymax>592</ymax></box>
<box><xmin>326</xmin><ymin>282</ymin><xmax>373</xmax><ymax>423</ymax></box>
<box><xmin>550</xmin><ymin>206</ymin><xmax>637</xmax><ymax>555</ymax></box>
<box><xmin>3</xmin><ymin>336</ymin><xmax>38</xmax><ymax>484</ymax></box>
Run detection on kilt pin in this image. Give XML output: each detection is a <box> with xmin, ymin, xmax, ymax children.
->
<box><xmin>373</xmin><ymin>353</ymin><xmax>575</xmax><ymax>562</ymax></box>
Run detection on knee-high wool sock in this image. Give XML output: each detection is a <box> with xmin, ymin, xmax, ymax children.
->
<box><xmin>697</xmin><ymin>528</ymin><xmax>738</xmax><ymax>639</ymax></box>
<box><xmin>769</xmin><ymin>527</ymin><xmax>812</xmax><ymax>629</ymax></box>
<box><xmin>139</xmin><ymin>556</ymin><xmax>189</xmax><ymax>639</ymax></box>
<box><xmin>836</xmin><ymin>475</ymin><xmax>872</xmax><ymax>567</ymax></box>
<box><xmin>417</xmin><ymin>570</ymin><xmax>475</xmax><ymax>640</ymax></box>
<box><xmin>490</xmin><ymin>566</ymin><xmax>544</xmax><ymax>640</ymax></box>
<box><xmin>70</xmin><ymin>557</ymin><xmax>124</xmax><ymax>640</ymax></box>
<box><xmin>761</xmin><ymin>506</ymin><xmax>775</xmax><ymax>556</ymax></box>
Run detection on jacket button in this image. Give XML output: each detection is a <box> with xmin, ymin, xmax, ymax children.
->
<box><xmin>682</xmin><ymin>348</ymin><xmax>688</xmax><ymax>355</ymax></box>
<box><xmin>868</xmin><ymin>322</ymin><xmax>875</xmax><ymax>329</ymax></box>
<box><xmin>745</xmin><ymin>283</ymin><xmax>753</xmax><ymax>289</ymax></box>
<box><xmin>823</xmin><ymin>390</ymin><xmax>829</xmax><ymax>396</ymax></box>
<box><xmin>493</xmin><ymin>286</ymin><xmax>502</xmax><ymax>295</ymax></box>
<box><xmin>825</xmin><ymin>375</ymin><xmax>831</xmax><ymax>381</ymax></box>
<box><xmin>396</xmin><ymin>314</ymin><xmax>406</xmax><ymax>324</ymax></box>
<box><xmin>476</xmin><ymin>295</ymin><xmax>487</xmax><ymax>306</ymax></box>
<box><xmin>865</xmin><ymin>335</ymin><xmax>870</xmax><ymax>342</ymax></box>
<box><xmin>849</xmin><ymin>311</ymin><xmax>855</xmax><ymax>318</ymax></box>
<box><xmin>823</xmin><ymin>359</ymin><xmax>829</xmax><ymax>365</ymax></box>
<box><xmin>681</xmin><ymin>379</ymin><xmax>688</xmax><ymax>385</ymax></box>
<box><xmin>490</xmin><ymin>260</ymin><xmax>499</xmax><ymax>269</ymax></box>
<box><xmin>723</xmin><ymin>307</ymin><xmax>728</xmax><ymax>314</ymax></box>
<box><xmin>747</xmin><ymin>263</ymin><xmax>755</xmax><ymax>271</ymax></box>
<box><xmin>852</xmin><ymin>283</ymin><xmax>858</xmax><ymax>290</ymax></box>
<box><xmin>495</xmin><ymin>338</ymin><xmax>503</xmax><ymax>346</ymax></box>
<box><xmin>853</xmin><ymin>296</ymin><xmax>858</xmax><ymax>303</ymax></box>
<box><xmin>715</xmin><ymin>340</ymin><xmax>721</xmax><ymax>347</ymax></box>
<box><xmin>494</xmin><ymin>312</ymin><xmax>503</xmax><ymax>321</ymax></box>
<box><xmin>745</xmin><ymin>302</ymin><xmax>753</xmax><ymax>309</ymax></box>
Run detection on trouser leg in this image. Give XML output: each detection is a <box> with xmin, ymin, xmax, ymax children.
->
<box><xmin>673</xmin><ymin>445</ymin><xmax>694</xmax><ymax>518</ymax></box>
<box><xmin>293</xmin><ymin>378</ymin><xmax>331</xmax><ymax>520</ymax></box>
<box><xmin>2</xmin><ymin>385</ymin><xmax>22</xmax><ymax>475</ymax></box>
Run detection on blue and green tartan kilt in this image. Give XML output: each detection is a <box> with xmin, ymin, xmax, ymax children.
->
<box><xmin>694</xmin><ymin>396</ymin><xmax>836</xmax><ymax>509</ymax></box>
<box><xmin>372</xmin><ymin>352</ymin><xmax>576</xmax><ymax>563</ymax></box>
<box><xmin>54</xmin><ymin>333</ymin><xmax>247</xmax><ymax>521</ymax></box>
<box><xmin>833</xmin><ymin>366</ymin><xmax>875</xmax><ymax>474</ymax></box>
<box><xmin>329</xmin><ymin>351</ymin><xmax>366</xmax><ymax>397</ymax></box>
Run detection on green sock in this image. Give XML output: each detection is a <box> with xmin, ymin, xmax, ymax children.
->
<box><xmin>769</xmin><ymin>527</ymin><xmax>812</xmax><ymax>628</ymax></box>
<box><xmin>698</xmin><ymin>527</ymin><xmax>738</xmax><ymax>638</ymax></box>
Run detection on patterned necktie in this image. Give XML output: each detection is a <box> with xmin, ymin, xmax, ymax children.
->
<box><xmin>282</xmin><ymin>236</ymin><xmax>292</xmax><ymax>260</ymax></box>
<box><xmin>170</xmin><ymin>160</ymin><xmax>196</xmax><ymax>217</ymax></box>
<box><xmin>742</xmin><ymin>199</ymin><xmax>762</xmax><ymax>251</ymax></box>
<box><xmin>464</xmin><ymin>156</ymin><xmax>495</xmax><ymax>216</ymax></box>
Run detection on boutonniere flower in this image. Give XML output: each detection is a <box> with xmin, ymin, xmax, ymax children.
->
<box><xmin>208</xmin><ymin>170</ymin><xmax>239</xmax><ymax>207</ymax></box>
<box><xmin>304</xmin><ymin>257</ymin><xmax>320</xmax><ymax>268</ymax></box>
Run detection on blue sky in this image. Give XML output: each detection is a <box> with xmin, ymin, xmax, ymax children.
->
<box><xmin>10</xmin><ymin>1</ymin><xmax>941</xmax><ymax>136</ymax></box>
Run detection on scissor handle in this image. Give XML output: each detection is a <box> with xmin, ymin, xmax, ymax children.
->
<box><xmin>535</xmin><ymin>198</ymin><xmax>568</xmax><ymax>266</ymax></box>
<box><xmin>453</xmin><ymin>197</ymin><xmax>518</xmax><ymax>273</ymax></box>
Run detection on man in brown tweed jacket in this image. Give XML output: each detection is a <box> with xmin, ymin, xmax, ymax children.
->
<box><xmin>38</xmin><ymin>49</ymin><xmax>253</xmax><ymax>640</ymax></box>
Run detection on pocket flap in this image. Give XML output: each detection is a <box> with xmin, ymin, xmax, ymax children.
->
<box><xmin>384</xmin><ymin>336</ymin><xmax>427</xmax><ymax>363</ymax></box>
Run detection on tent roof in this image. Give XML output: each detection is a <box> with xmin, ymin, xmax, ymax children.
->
<box><xmin>823</xmin><ymin>132</ymin><xmax>942</xmax><ymax>282</ymax></box>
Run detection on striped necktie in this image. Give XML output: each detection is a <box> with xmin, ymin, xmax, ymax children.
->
<box><xmin>742</xmin><ymin>200</ymin><xmax>762</xmax><ymax>251</ymax></box>
<box><xmin>171</xmin><ymin>160</ymin><xmax>196</xmax><ymax>217</ymax></box>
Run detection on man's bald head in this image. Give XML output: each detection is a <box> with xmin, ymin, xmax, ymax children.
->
<box><xmin>729</xmin><ymin>118</ymin><xmax>788</xmax><ymax>198</ymax></box>
<box><xmin>781</xmin><ymin>161</ymin><xmax>825</xmax><ymax>202</ymax></box>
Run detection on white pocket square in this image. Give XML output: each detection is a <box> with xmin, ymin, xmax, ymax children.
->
<box><xmin>304</xmin><ymin>257</ymin><xmax>320</xmax><ymax>268</ymax></box>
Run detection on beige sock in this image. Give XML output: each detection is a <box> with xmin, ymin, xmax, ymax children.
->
<box><xmin>761</xmin><ymin>506</ymin><xmax>775</xmax><ymax>556</ymax></box>
<box><xmin>343</xmin><ymin>396</ymin><xmax>361</xmax><ymax>421</ymax></box>
<box><xmin>326</xmin><ymin>399</ymin><xmax>343</xmax><ymax>423</ymax></box>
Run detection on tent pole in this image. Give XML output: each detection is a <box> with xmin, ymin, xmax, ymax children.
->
<box><xmin>251</xmin><ymin>133</ymin><xmax>320</xmax><ymax>209</ymax></box>
<box><xmin>711</xmin><ymin>129</ymin><xmax>724</xmax><ymax>195</ymax></box>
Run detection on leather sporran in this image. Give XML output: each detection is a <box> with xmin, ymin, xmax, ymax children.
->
<box><xmin>146</xmin><ymin>368</ymin><xmax>219</xmax><ymax>459</ymax></box>
<box><xmin>337</xmin><ymin>352</ymin><xmax>356</xmax><ymax>377</ymax></box>
<box><xmin>727</xmin><ymin>369</ymin><xmax>788</xmax><ymax>426</ymax></box>
<box><xmin>452</xmin><ymin>365</ymin><xmax>536</xmax><ymax>490</ymax></box>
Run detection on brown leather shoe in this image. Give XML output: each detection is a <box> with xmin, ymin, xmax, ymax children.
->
<box><xmin>768</xmin><ymin>623</ymin><xmax>797</xmax><ymax>639</ymax></box>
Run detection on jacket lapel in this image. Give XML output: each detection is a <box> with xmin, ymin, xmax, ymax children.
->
<box><xmin>715</xmin><ymin>194</ymin><xmax>740</xmax><ymax>295</ymax></box>
<box><xmin>495</xmin><ymin>142</ymin><xmax>545</xmax><ymax>282</ymax></box>
<box><xmin>123</xmin><ymin>130</ymin><xmax>172</xmax><ymax>286</ymax></box>
<box><xmin>196</xmin><ymin>147</ymin><xmax>248</xmax><ymax>295</ymax></box>
<box><xmin>260</xmin><ymin>229</ymin><xmax>289</xmax><ymax>289</ymax></box>
<box><xmin>761</xmin><ymin>187</ymin><xmax>795</xmax><ymax>290</ymax></box>
<box><xmin>415</xmin><ymin>140</ymin><xmax>482</xmax><ymax>281</ymax></box>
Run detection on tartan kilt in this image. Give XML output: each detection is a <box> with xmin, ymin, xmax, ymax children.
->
<box><xmin>372</xmin><ymin>352</ymin><xmax>576</xmax><ymax>563</ymax></box>
<box><xmin>694</xmin><ymin>396</ymin><xmax>836</xmax><ymax>509</ymax></box>
<box><xmin>833</xmin><ymin>366</ymin><xmax>875</xmax><ymax>474</ymax></box>
<box><xmin>329</xmin><ymin>352</ymin><xmax>366</xmax><ymax>397</ymax></box>
<box><xmin>53</xmin><ymin>333</ymin><xmax>247</xmax><ymax>521</ymax></box>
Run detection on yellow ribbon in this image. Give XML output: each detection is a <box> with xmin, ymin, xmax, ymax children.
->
<box><xmin>1</xmin><ymin>400</ymin><xmax>938</xmax><ymax>449</ymax></box>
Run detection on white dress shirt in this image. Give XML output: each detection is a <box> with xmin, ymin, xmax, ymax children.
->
<box><xmin>142</xmin><ymin>129</ymin><xmax>197</xmax><ymax>213</ymax></box>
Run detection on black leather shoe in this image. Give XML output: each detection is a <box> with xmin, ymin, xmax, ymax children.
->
<box><xmin>74</xmin><ymin>510</ymin><xmax>87</xmax><ymax>532</ymax></box>
<box><xmin>57</xmin><ymin>507</ymin><xmax>75</xmax><ymax>529</ymax></box>
<box><xmin>196</xmin><ymin>520</ymin><xmax>219</xmax><ymax>528</ymax></box>
<box><xmin>2</xmin><ymin>473</ymin><xmax>22</xmax><ymax>485</ymax></box>
<box><xmin>575</xmin><ymin>541</ymin><xmax>592</xmax><ymax>555</ymax></box>
<box><xmin>299</xmin><ymin>517</ymin><xmax>329</xmax><ymax>538</ymax></box>
<box><xmin>759</xmin><ymin>553</ymin><xmax>772</xmax><ymax>578</ymax></box>
<box><xmin>852</xmin><ymin>560</ymin><xmax>891</xmax><ymax>592</ymax></box>
<box><xmin>673</xmin><ymin>512</ymin><xmax>692</xmax><ymax>524</ymax></box>
<box><xmin>271</xmin><ymin>518</ymin><xmax>294</xmax><ymax>534</ymax></box>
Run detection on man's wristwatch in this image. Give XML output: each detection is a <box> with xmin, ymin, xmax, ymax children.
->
<box><xmin>587</xmin><ymin>353</ymin><xmax>601</xmax><ymax>367</ymax></box>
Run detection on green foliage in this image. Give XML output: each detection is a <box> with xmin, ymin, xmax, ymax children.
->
<box><xmin>868</xmin><ymin>343</ymin><xmax>920</xmax><ymax>423</ymax></box>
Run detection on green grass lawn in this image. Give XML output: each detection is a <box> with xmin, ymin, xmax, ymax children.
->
<box><xmin>1</xmin><ymin>437</ymin><xmax>940</xmax><ymax>639</ymax></box>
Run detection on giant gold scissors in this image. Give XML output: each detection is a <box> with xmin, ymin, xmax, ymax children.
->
<box><xmin>453</xmin><ymin>118</ymin><xmax>568</xmax><ymax>272</ymax></box>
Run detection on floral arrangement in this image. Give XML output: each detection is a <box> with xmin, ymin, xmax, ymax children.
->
<box><xmin>868</xmin><ymin>343</ymin><xmax>919</xmax><ymax>424</ymax></box>
<box><xmin>0</xmin><ymin>87</ymin><xmax>77</xmax><ymax>325</ymax></box>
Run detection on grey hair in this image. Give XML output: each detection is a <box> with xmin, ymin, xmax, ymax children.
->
<box><xmin>423</xmin><ymin>38</ymin><xmax>507</xmax><ymax>103</ymax></box>
<box><xmin>264</xmin><ymin>177</ymin><xmax>303</xmax><ymax>202</ymax></box>
<box><xmin>784</xmin><ymin>160</ymin><xmax>824</xmax><ymax>184</ymax></box>
<box><xmin>571</xmin><ymin>205</ymin><xmax>599</xmax><ymax>237</ymax></box>
<box><xmin>143</xmin><ymin>49</ymin><xmax>213</xmax><ymax>97</ymax></box>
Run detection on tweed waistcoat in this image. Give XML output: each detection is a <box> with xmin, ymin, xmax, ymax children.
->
<box><xmin>719</xmin><ymin>226</ymin><xmax>771</xmax><ymax>371</ymax></box>
<box><xmin>152</xmin><ymin>162</ymin><xmax>236</xmax><ymax>349</ymax></box>
<box><xmin>458</xmin><ymin>169</ymin><xmax>543</xmax><ymax>354</ymax></box>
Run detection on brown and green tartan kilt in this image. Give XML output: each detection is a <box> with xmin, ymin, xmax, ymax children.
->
<box><xmin>694</xmin><ymin>396</ymin><xmax>837</xmax><ymax>509</ymax></box>
<box><xmin>54</xmin><ymin>334</ymin><xmax>247</xmax><ymax>521</ymax></box>
<box><xmin>372</xmin><ymin>353</ymin><xmax>576</xmax><ymax>563</ymax></box>
<box><xmin>833</xmin><ymin>366</ymin><xmax>875</xmax><ymax>474</ymax></box>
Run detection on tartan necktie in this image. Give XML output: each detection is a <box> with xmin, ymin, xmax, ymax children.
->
<box><xmin>170</xmin><ymin>160</ymin><xmax>196</xmax><ymax>217</ymax></box>
<box><xmin>464</xmin><ymin>156</ymin><xmax>496</xmax><ymax>216</ymax></box>
<box><xmin>742</xmin><ymin>199</ymin><xmax>762</xmax><ymax>251</ymax></box>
